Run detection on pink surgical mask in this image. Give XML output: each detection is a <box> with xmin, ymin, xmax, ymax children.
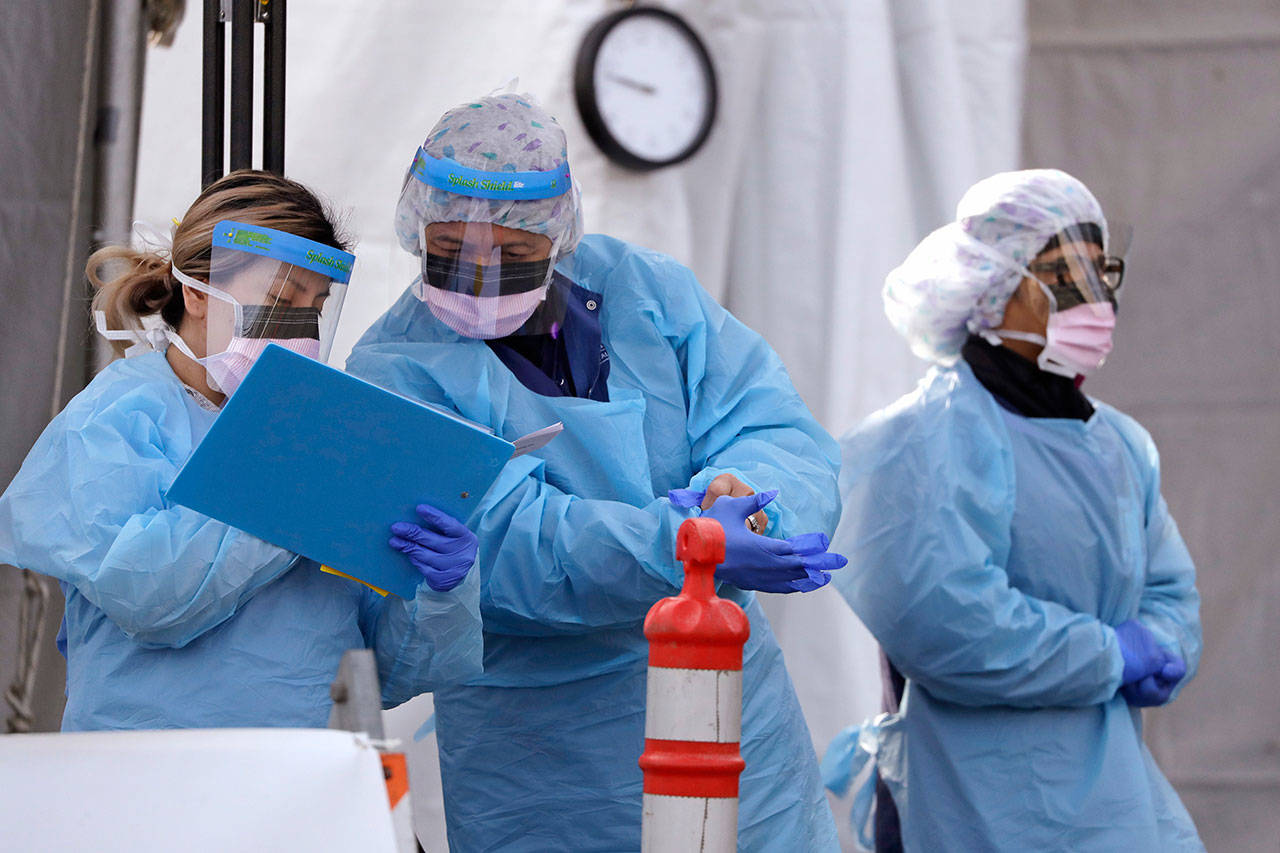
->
<box><xmin>993</xmin><ymin>275</ymin><xmax>1117</xmax><ymax>379</ymax></box>
<box><xmin>204</xmin><ymin>337</ymin><xmax>321</xmax><ymax>396</ymax></box>
<box><xmin>1038</xmin><ymin>301</ymin><xmax>1115</xmax><ymax>378</ymax></box>
<box><xmin>419</xmin><ymin>280</ymin><xmax>548</xmax><ymax>339</ymax></box>
<box><xmin>996</xmin><ymin>300</ymin><xmax>1115</xmax><ymax>379</ymax></box>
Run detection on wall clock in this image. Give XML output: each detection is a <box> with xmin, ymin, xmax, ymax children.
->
<box><xmin>574</xmin><ymin>7</ymin><xmax>718</xmax><ymax>171</ymax></box>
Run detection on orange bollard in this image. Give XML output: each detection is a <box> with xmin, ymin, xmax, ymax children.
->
<box><xmin>639</xmin><ymin>517</ymin><xmax>750</xmax><ymax>852</ymax></box>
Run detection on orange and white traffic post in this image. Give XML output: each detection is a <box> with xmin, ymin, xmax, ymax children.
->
<box><xmin>639</xmin><ymin>516</ymin><xmax>750</xmax><ymax>852</ymax></box>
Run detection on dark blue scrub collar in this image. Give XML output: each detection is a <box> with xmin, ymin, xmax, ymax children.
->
<box><xmin>486</xmin><ymin>274</ymin><xmax>610</xmax><ymax>402</ymax></box>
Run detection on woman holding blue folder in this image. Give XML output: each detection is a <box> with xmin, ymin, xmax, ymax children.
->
<box><xmin>0</xmin><ymin>171</ymin><xmax>483</xmax><ymax>730</ymax></box>
<box><xmin>348</xmin><ymin>92</ymin><xmax>846</xmax><ymax>851</ymax></box>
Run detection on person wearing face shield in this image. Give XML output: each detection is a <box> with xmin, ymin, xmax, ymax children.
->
<box><xmin>346</xmin><ymin>93</ymin><xmax>846</xmax><ymax>851</ymax></box>
<box><xmin>820</xmin><ymin>170</ymin><xmax>1203</xmax><ymax>851</ymax></box>
<box><xmin>0</xmin><ymin>171</ymin><xmax>483</xmax><ymax>730</ymax></box>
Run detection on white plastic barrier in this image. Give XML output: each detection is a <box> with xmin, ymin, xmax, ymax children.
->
<box><xmin>0</xmin><ymin>728</ymin><xmax>399</xmax><ymax>852</ymax></box>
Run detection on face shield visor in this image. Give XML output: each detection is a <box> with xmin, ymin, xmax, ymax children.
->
<box><xmin>407</xmin><ymin>148</ymin><xmax>574</xmax><ymax>339</ymax></box>
<box><xmin>998</xmin><ymin>221</ymin><xmax>1132</xmax><ymax>379</ymax></box>
<box><xmin>172</xmin><ymin>220</ymin><xmax>355</xmax><ymax>396</ymax></box>
<box><xmin>1025</xmin><ymin>222</ymin><xmax>1130</xmax><ymax>312</ymax></box>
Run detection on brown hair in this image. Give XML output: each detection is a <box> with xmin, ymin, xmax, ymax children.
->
<box><xmin>88</xmin><ymin>170</ymin><xmax>352</xmax><ymax>356</ymax></box>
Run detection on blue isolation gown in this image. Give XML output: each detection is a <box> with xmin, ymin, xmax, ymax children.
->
<box><xmin>347</xmin><ymin>234</ymin><xmax>842</xmax><ymax>852</ymax></box>
<box><xmin>829</xmin><ymin>360</ymin><xmax>1203</xmax><ymax>851</ymax></box>
<box><xmin>0</xmin><ymin>351</ymin><xmax>483</xmax><ymax>730</ymax></box>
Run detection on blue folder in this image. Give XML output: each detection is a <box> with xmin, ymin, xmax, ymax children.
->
<box><xmin>167</xmin><ymin>344</ymin><xmax>525</xmax><ymax>599</ymax></box>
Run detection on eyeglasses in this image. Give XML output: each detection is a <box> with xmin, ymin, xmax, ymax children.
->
<box><xmin>1100</xmin><ymin>256</ymin><xmax>1124</xmax><ymax>292</ymax></box>
<box><xmin>1027</xmin><ymin>254</ymin><xmax>1125</xmax><ymax>307</ymax></box>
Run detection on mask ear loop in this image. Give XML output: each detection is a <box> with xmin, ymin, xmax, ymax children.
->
<box><xmin>987</xmin><ymin>272</ymin><xmax>1057</xmax><ymax>348</ymax></box>
<box><xmin>94</xmin><ymin>311</ymin><xmax>172</xmax><ymax>358</ymax></box>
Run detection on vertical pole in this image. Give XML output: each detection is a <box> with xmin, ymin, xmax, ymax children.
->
<box><xmin>328</xmin><ymin>649</ymin><xmax>417</xmax><ymax>853</ymax></box>
<box><xmin>93</xmin><ymin>0</ymin><xmax>148</xmax><ymax>372</ymax></box>
<box><xmin>639</xmin><ymin>518</ymin><xmax>749</xmax><ymax>852</ymax></box>
<box><xmin>228</xmin><ymin>0</ymin><xmax>254</xmax><ymax>172</ymax></box>
<box><xmin>262</xmin><ymin>0</ymin><xmax>285</xmax><ymax>174</ymax></box>
<box><xmin>200</xmin><ymin>0</ymin><xmax>225</xmax><ymax>187</ymax></box>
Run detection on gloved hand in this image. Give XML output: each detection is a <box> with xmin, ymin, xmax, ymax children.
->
<box><xmin>668</xmin><ymin>479</ymin><xmax>766</xmax><ymax>533</ymax></box>
<box><xmin>1114</xmin><ymin>619</ymin><xmax>1168</xmax><ymax>685</ymax></box>
<box><xmin>1120</xmin><ymin>653</ymin><xmax>1187</xmax><ymax>707</ymax></box>
<box><xmin>696</xmin><ymin>490</ymin><xmax>847</xmax><ymax>594</ymax></box>
<box><xmin>389</xmin><ymin>503</ymin><xmax>478</xmax><ymax>592</ymax></box>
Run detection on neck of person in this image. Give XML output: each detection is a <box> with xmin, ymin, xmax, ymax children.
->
<box><xmin>165</xmin><ymin>321</ymin><xmax>226</xmax><ymax>407</ymax></box>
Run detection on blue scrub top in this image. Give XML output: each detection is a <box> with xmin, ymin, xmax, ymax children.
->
<box><xmin>485</xmin><ymin>276</ymin><xmax>610</xmax><ymax>402</ymax></box>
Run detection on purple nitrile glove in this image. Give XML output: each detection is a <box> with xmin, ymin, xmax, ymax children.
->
<box><xmin>1114</xmin><ymin>619</ymin><xmax>1167</xmax><ymax>685</ymax></box>
<box><xmin>389</xmin><ymin>503</ymin><xmax>477</xmax><ymax>593</ymax></box>
<box><xmin>1120</xmin><ymin>651</ymin><xmax>1187</xmax><ymax>707</ymax></box>
<box><xmin>667</xmin><ymin>488</ymin><xmax>707</xmax><ymax>509</ymax></box>
<box><xmin>698</xmin><ymin>491</ymin><xmax>847</xmax><ymax>594</ymax></box>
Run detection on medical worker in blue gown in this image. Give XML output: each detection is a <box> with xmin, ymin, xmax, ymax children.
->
<box><xmin>821</xmin><ymin>170</ymin><xmax>1203</xmax><ymax>851</ymax></box>
<box><xmin>346</xmin><ymin>92</ymin><xmax>847</xmax><ymax>851</ymax></box>
<box><xmin>0</xmin><ymin>171</ymin><xmax>483</xmax><ymax>731</ymax></box>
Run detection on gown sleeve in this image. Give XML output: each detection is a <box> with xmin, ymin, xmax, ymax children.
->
<box><xmin>1116</xmin><ymin>414</ymin><xmax>1202</xmax><ymax>697</ymax></box>
<box><xmin>356</xmin><ymin>569</ymin><xmax>485</xmax><ymax>706</ymax></box>
<box><xmin>0</xmin><ymin>386</ymin><xmax>296</xmax><ymax>648</ymax></box>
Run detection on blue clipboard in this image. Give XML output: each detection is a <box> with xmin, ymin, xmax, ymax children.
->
<box><xmin>167</xmin><ymin>344</ymin><xmax>536</xmax><ymax>599</ymax></box>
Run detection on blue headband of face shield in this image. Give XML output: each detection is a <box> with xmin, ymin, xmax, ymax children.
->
<box><xmin>408</xmin><ymin>147</ymin><xmax>572</xmax><ymax>201</ymax></box>
<box><xmin>212</xmin><ymin>220</ymin><xmax>356</xmax><ymax>284</ymax></box>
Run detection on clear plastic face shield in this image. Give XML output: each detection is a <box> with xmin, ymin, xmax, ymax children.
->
<box><xmin>172</xmin><ymin>220</ymin><xmax>355</xmax><ymax>395</ymax></box>
<box><xmin>996</xmin><ymin>221</ymin><xmax>1132</xmax><ymax>379</ymax></box>
<box><xmin>1025</xmin><ymin>221</ymin><xmax>1130</xmax><ymax>312</ymax></box>
<box><xmin>407</xmin><ymin>148</ymin><xmax>574</xmax><ymax>339</ymax></box>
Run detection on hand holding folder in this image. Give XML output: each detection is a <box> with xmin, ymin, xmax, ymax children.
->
<box><xmin>167</xmin><ymin>345</ymin><xmax>560</xmax><ymax>599</ymax></box>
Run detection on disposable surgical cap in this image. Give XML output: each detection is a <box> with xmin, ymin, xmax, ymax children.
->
<box><xmin>395</xmin><ymin>93</ymin><xmax>584</xmax><ymax>261</ymax></box>
<box><xmin>883</xmin><ymin>168</ymin><xmax>1108</xmax><ymax>363</ymax></box>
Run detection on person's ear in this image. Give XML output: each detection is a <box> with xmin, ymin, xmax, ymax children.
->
<box><xmin>181</xmin><ymin>284</ymin><xmax>209</xmax><ymax>320</ymax></box>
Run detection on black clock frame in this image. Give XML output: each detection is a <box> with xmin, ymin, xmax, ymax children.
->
<box><xmin>573</xmin><ymin>7</ymin><xmax>719</xmax><ymax>172</ymax></box>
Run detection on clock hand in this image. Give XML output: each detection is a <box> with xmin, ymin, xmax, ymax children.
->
<box><xmin>605</xmin><ymin>73</ymin><xmax>657</xmax><ymax>95</ymax></box>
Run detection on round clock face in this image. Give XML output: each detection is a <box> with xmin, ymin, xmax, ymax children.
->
<box><xmin>575</xmin><ymin>9</ymin><xmax>717</xmax><ymax>170</ymax></box>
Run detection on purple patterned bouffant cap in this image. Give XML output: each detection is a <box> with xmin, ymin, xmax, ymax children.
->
<box><xmin>883</xmin><ymin>169</ymin><xmax>1108</xmax><ymax>364</ymax></box>
<box><xmin>395</xmin><ymin>92</ymin><xmax>584</xmax><ymax>261</ymax></box>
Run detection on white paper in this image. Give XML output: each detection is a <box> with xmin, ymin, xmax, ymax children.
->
<box><xmin>511</xmin><ymin>422</ymin><xmax>564</xmax><ymax>457</ymax></box>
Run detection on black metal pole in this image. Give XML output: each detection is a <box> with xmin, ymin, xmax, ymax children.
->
<box><xmin>229</xmin><ymin>0</ymin><xmax>254</xmax><ymax>172</ymax></box>
<box><xmin>201</xmin><ymin>0</ymin><xmax>225</xmax><ymax>188</ymax></box>
<box><xmin>263</xmin><ymin>0</ymin><xmax>286</xmax><ymax>174</ymax></box>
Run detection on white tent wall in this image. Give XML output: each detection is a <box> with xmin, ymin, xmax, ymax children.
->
<box><xmin>1022</xmin><ymin>3</ymin><xmax>1280</xmax><ymax>850</ymax></box>
<box><xmin>131</xmin><ymin>2</ymin><xmax>1024</xmax><ymax>849</ymax></box>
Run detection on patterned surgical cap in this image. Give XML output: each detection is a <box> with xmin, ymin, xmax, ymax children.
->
<box><xmin>882</xmin><ymin>168</ymin><xmax>1108</xmax><ymax>364</ymax></box>
<box><xmin>394</xmin><ymin>93</ymin><xmax>584</xmax><ymax>261</ymax></box>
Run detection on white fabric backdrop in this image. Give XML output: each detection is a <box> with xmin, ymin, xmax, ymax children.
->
<box><xmin>133</xmin><ymin>2</ymin><xmax>1025</xmax><ymax>849</ymax></box>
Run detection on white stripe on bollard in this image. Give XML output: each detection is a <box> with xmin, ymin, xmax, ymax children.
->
<box><xmin>644</xmin><ymin>667</ymin><xmax>742</xmax><ymax>743</ymax></box>
<box><xmin>642</xmin><ymin>794</ymin><xmax>738</xmax><ymax>853</ymax></box>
